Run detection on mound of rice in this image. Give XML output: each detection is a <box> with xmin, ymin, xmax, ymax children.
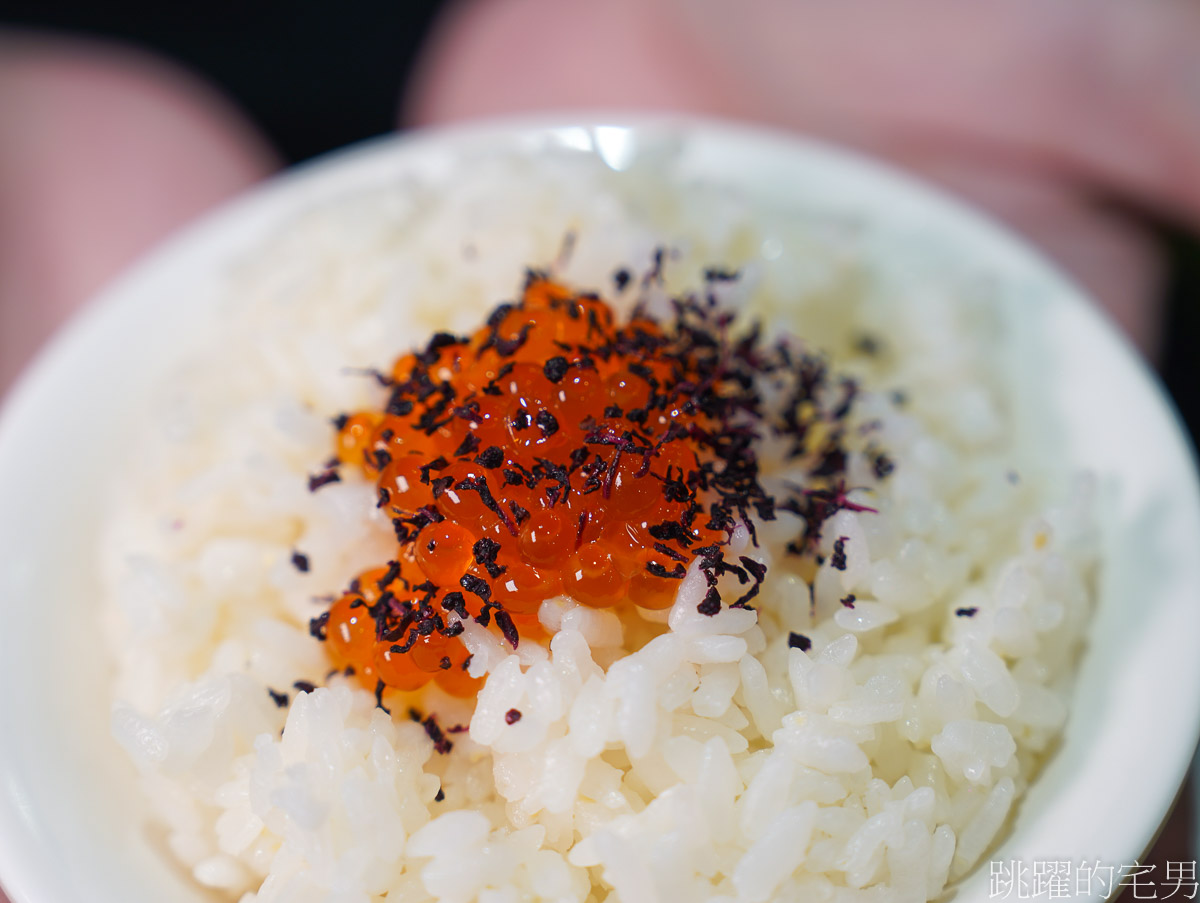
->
<box><xmin>102</xmin><ymin>145</ymin><xmax>1097</xmax><ymax>903</ymax></box>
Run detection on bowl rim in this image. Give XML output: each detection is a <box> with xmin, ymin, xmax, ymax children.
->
<box><xmin>1</xmin><ymin>112</ymin><xmax>1198</xmax><ymax>903</ymax></box>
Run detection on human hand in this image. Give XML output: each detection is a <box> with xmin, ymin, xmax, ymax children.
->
<box><xmin>0</xmin><ymin>33</ymin><xmax>276</xmax><ymax>395</ymax></box>
<box><xmin>5</xmin><ymin>0</ymin><xmax>1198</xmax><ymax>398</ymax></box>
<box><xmin>408</xmin><ymin>0</ymin><xmax>1200</xmax><ymax>358</ymax></box>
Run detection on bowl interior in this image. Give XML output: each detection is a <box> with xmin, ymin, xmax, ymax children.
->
<box><xmin>0</xmin><ymin>118</ymin><xmax>1197</xmax><ymax>903</ymax></box>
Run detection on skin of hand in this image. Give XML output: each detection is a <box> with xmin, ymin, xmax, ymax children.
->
<box><xmin>0</xmin><ymin>34</ymin><xmax>278</xmax><ymax>395</ymax></box>
<box><xmin>407</xmin><ymin>0</ymin><xmax>1200</xmax><ymax>358</ymax></box>
<box><xmin>3</xmin><ymin>0</ymin><xmax>1196</xmax><ymax>399</ymax></box>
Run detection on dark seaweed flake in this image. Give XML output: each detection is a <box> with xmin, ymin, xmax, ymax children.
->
<box><xmin>374</xmin><ymin>679</ymin><xmax>390</xmax><ymax>714</ymax></box>
<box><xmin>787</xmin><ymin>632</ymin><xmax>812</xmax><ymax>652</ymax></box>
<box><xmin>454</xmin><ymin>433</ymin><xmax>482</xmax><ymax>457</ymax></box>
<box><xmin>855</xmin><ymin>335</ymin><xmax>881</xmax><ymax>356</ymax></box>
<box><xmin>495</xmin><ymin>610</ymin><xmax>520</xmax><ymax>649</ymax></box>
<box><xmin>455</xmin><ymin>473</ymin><xmax>518</xmax><ymax>534</ymax></box>
<box><xmin>509</xmin><ymin>500</ymin><xmax>530</xmax><ymax>526</ymax></box>
<box><xmin>308</xmin><ymin>469</ymin><xmax>341</xmax><ymax>492</ymax></box>
<box><xmin>830</xmin><ymin>537</ymin><xmax>848</xmax><ymax>571</ymax></box>
<box><xmin>476</xmin><ymin>446</ymin><xmax>504</xmax><ymax>469</ymax></box>
<box><xmin>543</xmin><ymin>356</ymin><xmax>569</xmax><ymax>383</ymax></box>
<box><xmin>697</xmin><ymin>587</ymin><xmax>722</xmax><ymax>616</ymax></box>
<box><xmin>473</xmin><ymin>537</ymin><xmax>506</xmax><ymax>578</ymax></box>
<box><xmin>487</xmin><ymin>303</ymin><xmax>514</xmax><ymax>329</ymax></box>
<box><xmin>536</xmin><ymin>409</ymin><xmax>560</xmax><ymax>437</ymax></box>
<box><xmin>653</xmin><ymin>542</ymin><xmax>689</xmax><ymax>563</ymax></box>
<box><xmin>460</xmin><ymin>574</ymin><xmax>492</xmax><ymax>604</ymax></box>
<box><xmin>702</xmin><ymin>266</ymin><xmax>740</xmax><ymax>282</ymax></box>
<box><xmin>811</xmin><ymin>446</ymin><xmax>847</xmax><ymax>478</ymax></box>
<box><xmin>872</xmin><ymin>453</ymin><xmax>895</xmax><ymax>480</ymax></box>
<box><xmin>386</xmin><ymin>395</ymin><xmax>414</xmax><ymax>417</ymax></box>
<box><xmin>647</xmin><ymin>561</ymin><xmax>687</xmax><ymax>579</ymax></box>
<box><xmin>414</xmin><ymin>711</ymin><xmax>452</xmax><ymax>754</ymax></box>
<box><xmin>441</xmin><ymin>592</ymin><xmax>469</xmax><ymax>618</ymax></box>
<box><xmin>309</xmin><ymin>611</ymin><xmax>329</xmax><ymax>641</ymax></box>
<box><xmin>420</xmin><ymin>456</ymin><xmax>450</xmax><ymax>484</ymax></box>
<box><xmin>377</xmin><ymin>560</ymin><xmax>402</xmax><ymax>593</ymax></box>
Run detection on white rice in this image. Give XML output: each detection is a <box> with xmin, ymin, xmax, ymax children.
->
<box><xmin>102</xmin><ymin>145</ymin><xmax>1098</xmax><ymax>903</ymax></box>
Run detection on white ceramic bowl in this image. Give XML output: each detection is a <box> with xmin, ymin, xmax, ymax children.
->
<box><xmin>1</xmin><ymin>117</ymin><xmax>1197</xmax><ymax>903</ymax></box>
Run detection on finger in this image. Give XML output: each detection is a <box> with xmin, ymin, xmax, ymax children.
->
<box><xmin>0</xmin><ymin>33</ymin><xmax>279</xmax><ymax>394</ymax></box>
<box><xmin>665</xmin><ymin>0</ymin><xmax>1200</xmax><ymax>229</ymax></box>
<box><xmin>405</xmin><ymin>0</ymin><xmax>1184</xmax><ymax>357</ymax></box>
<box><xmin>411</xmin><ymin>0</ymin><xmax>1200</xmax><ymax>227</ymax></box>
<box><xmin>403</xmin><ymin>0</ymin><xmax>728</xmax><ymax>125</ymax></box>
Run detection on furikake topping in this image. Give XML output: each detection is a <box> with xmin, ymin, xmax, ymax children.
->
<box><xmin>830</xmin><ymin>537</ymin><xmax>849</xmax><ymax>571</ymax></box>
<box><xmin>788</xmin><ymin>632</ymin><xmax>812</xmax><ymax>652</ymax></box>
<box><xmin>307</xmin><ymin>264</ymin><xmax>890</xmax><ymax>709</ymax></box>
<box><xmin>307</xmin><ymin>468</ymin><xmax>341</xmax><ymax>492</ymax></box>
<box><xmin>409</xmin><ymin>707</ymin><xmax>453</xmax><ymax>754</ymax></box>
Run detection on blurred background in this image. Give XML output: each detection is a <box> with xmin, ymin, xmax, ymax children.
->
<box><xmin>0</xmin><ymin>0</ymin><xmax>1197</xmax><ymax>900</ymax></box>
<box><xmin>2</xmin><ymin>0</ymin><xmax>445</xmax><ymax>164</ymax></box>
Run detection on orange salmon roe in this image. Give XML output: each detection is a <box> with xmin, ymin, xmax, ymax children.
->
<box><xmin>311</xmin><ymin>271</ymin><xmax>777</xmax><ymax>699</ymax></box>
